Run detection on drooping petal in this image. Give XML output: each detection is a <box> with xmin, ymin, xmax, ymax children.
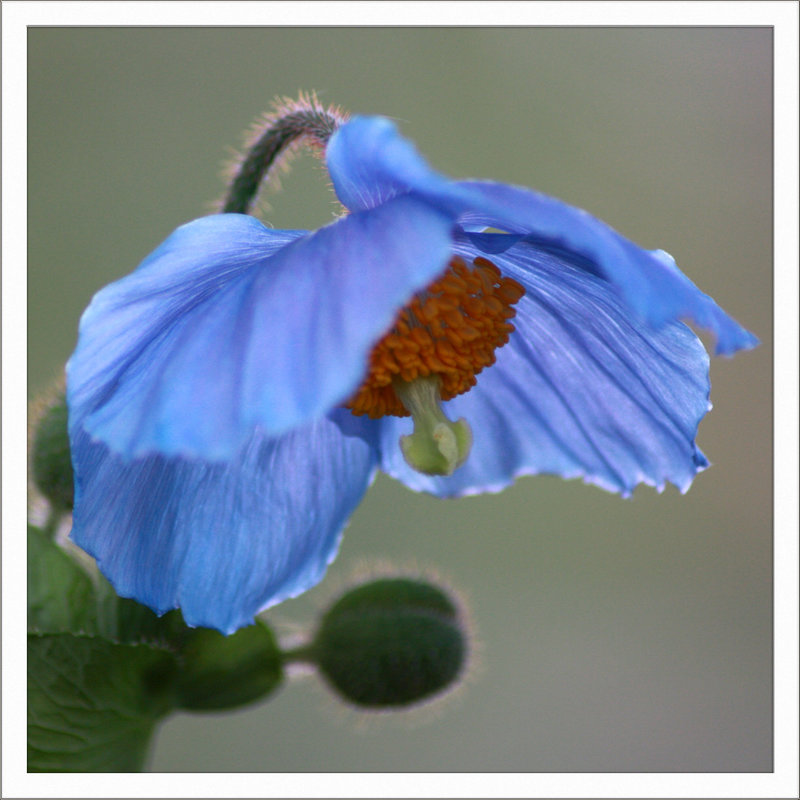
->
<box><xmin>69</xmin><ymin>409</ymin><xmax>379</xmax><ymax>633</ymax></box>
<box><xmin>326</xmin><ymin>115</ymin><xmax>458</xmax><ymax>213</ymax></box>
<box><xmin>67</xmin><ymin>214</ymin><xmax>303</xmax><ymax>459</ymax></box>
<box><xmin>453</xmin><ymin>183</ymin><xmax>760</xmax><ymax>356</ymax></box>
<box><xmin>68</xmin><ymin>197</ymin><xmax>454</xmax><ymax>462</ymax></box>
<box><xmin>378</xmin><ymin>239</ymin><xmax>712</xmax><ymax>498</ymax></box>
<box><xmin>327</xmin><ymin>116</ymin><xmax>757</xmax><ymax>355</ymax></box>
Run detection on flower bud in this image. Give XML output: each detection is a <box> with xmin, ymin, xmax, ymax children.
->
<box><xmin>31</xmin><ymin>391</ymin><xmax>73</xmax><ymax>511</ymax></box>
<box><xmin>311</xmin><ymin>577</ymin><xmax>467</xmax><ymax>708</ymax></box>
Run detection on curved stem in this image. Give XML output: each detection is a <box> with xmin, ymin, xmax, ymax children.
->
<box><xmin>222</xmin><ymin>95</ymin><xmax>346</xmax><ymax>215</ymax></box>
<box><xmin>42</xmin><ymin>505</ymin><xmax>63</xmax><ymax>539</ymax></box>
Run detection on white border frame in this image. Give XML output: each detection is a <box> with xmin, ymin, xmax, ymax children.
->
<box><xmin>4</xmin><ymin>2</ymin><xmax>798</xmax><ymax>798</ymax></box>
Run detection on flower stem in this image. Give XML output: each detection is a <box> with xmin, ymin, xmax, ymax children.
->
<box><xmin>42</xmin><ymin>505</ymin><xmax>63</xmax><ymax>539</ymax></box>
<box><xmin>280</xmin><ymin>644</ymin><xmax>317</xmax><ymax>665</ymax></box>
<box><xmin>222</xmin><ymin>94</ymin><xmax>346</xmax><ymax>215</ymax></box>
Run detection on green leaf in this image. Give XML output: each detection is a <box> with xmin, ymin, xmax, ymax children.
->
<box><xmin>27</xmin><ymin>526</ymin><xmax>101</xmax><ymax>635</ymax></box>
<box><xmin>28</xmin><ymin>524</ymin><xmax>285</xmax><ymax>746</ymax></box>
<box><xmin>176</xmin><ymin>621</ymin><xmax>284</xmax><ymax>711</ymax></box>
<box><xmin>28</xmin><ymin>525</ymin><xmax>186</xmax><ymax>645</ymax></box>
<box><xmin>113</xmin><ymin>596</ymin><xmax>188</xmax><ymax>647</ymax></box>
<box><xmin>28</xmin><ymin>633</ymin><xmax>178</xmax><ymax>772</ymax></box>
<box><xmin>90</xmin><ymin>568</ymin><xmax>188</xmax><ymax>647</ymax></box>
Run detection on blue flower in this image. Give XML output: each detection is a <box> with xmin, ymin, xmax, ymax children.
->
<box><xmin>67</xmin><ymin>114</ymin><xmax>757</xmax><ymax>633</ymax></box>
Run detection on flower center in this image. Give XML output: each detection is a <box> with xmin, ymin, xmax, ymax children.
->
<box><xmin>345</xmin><ymin>255</ymin><xmax>525</xmax><ymax>476</ymax></box>
<box><xmin>347</xmin><ymin>255</ymin><xmax>525</xmax><ymax>419</ymax></box>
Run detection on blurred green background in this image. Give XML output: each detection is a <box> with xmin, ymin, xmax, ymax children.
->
<box><xmin>28</xmin><ymin>27</ymin><xmax>772</xmax><ymax>772</ymax></box>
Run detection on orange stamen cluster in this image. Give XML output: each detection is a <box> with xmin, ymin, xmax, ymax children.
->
<box><xmin>346</xmin><ymin>255</ymin><xmax>525</xmax><ymax>418</ymax></box>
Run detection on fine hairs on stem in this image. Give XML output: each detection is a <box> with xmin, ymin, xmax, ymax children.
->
<box><xmin>221</xmin><ymin>92</ymin><xmax>348</xmax><ymax>215</ymax></box>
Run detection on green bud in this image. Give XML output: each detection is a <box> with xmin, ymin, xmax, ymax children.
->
<box><xmin>176</xmin><ymin>621</ymin><xmax>283</xmax><ymax>711</ymax></box>
<box><xmin>31</xmin><ymin>391</ymin><xmax>73</xmax><ymax>511</ymax></box>
<box><xmin>311</xmin><ymin>578</ymin><xmax>467</xmax><ymax>708</ymax></box>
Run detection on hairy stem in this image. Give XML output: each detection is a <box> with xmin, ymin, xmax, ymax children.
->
<box><xmin>222</xmin><ymin>95</ymin><xmax>346</xmax><ymax>215</ymax></box>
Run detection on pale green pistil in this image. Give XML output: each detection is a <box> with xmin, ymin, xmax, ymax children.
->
<box><xmin>393</xmin><ymin>376</ymin><xmax>473</xmax><ymax>476</ymax></box>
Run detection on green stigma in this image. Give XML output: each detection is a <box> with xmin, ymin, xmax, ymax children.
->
<box><xmin>393</xmin><ymin>376</ymin><xmax>473</xmax><ymax>476</ymax></box>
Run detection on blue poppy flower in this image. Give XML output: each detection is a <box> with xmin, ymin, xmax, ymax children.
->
<box><xmin>67</xmin><ymin>114</ymin><xmax>757</xmax><ymax>633</ymax></box>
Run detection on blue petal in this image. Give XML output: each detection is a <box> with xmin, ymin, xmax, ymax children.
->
<box><xmin>326</xmin><ymin>116</ymin><xmax>756</xmax><ymax>355</ymax></box>
<box><xmin>452</xmin><ymin>183</ymin><xmax>759</xmax><ymax>356</ymax></box>
<box><xmin>68</xmin><ymin>198</ymin><xmax>454</xmax><ymax>461</ymax></box>
<box><xmin>326</xmin><ymin>115</ymin><xmax>458</xmax><ymax>213</ymax></box>
<box><xmin>69</xmin><ymin>409</ymin><xmax>378</xmax><ymax>633</ymax></box>
<box><xmin>462</xmin><ymin>230</ymin><xmax>524</xmax><ymax>254</ymax></box>
<box><xmin>378</xmin><ymin>239</ymin><xmax>712</xmax><ymax>498</ymax></box>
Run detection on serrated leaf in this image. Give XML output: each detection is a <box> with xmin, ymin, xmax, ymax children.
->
<box><xmin>28</xmin><ymin>633</ymin><xmax>178</xmax><ymax>772</ymax></box>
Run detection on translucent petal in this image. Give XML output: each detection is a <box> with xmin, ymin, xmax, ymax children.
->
<box><xmin>68</xmin><ymin>199</ymin><xmax>453</xmax><ymax>461</ymax></box>
<box><xmin>326</xmin><ymin>115</ymin><xmax>457</xmax><ymax>213</ymax></box>
<box><xmin>326</xmin><ymin>116</ymin><xmax>756</xmax><ymax>355</ymax></box>
<box><xmin>452</xmin><ymin>183</ymin><xmax>759</xmax><ymax>355</ymax></box>
<box><xmin>378</xmin><ymin>239</ymin><xmax>712</xmax><ymax>498</ymax></box>
<box><xmin>69</xmin><ymin>409</ymin><xmax>378</xmax><ymax>633</ymax></box>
